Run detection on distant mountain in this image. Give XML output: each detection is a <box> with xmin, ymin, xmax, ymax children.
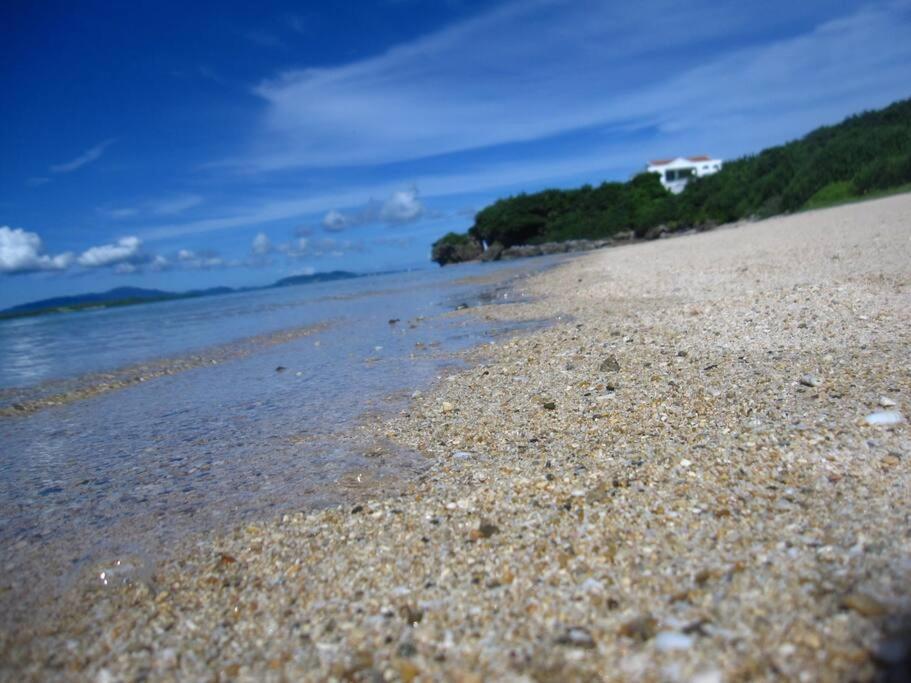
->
<box><xmin>271</xmin><ymin>270</ymin><xmax>359</xmax><ymax>287</ymax></box>
<box><xmin>4</xmin><ymin>287</ymin><xmax>176</xmax><ymax>314</ymax></box>
<box><xmin>1</xmin><ymin>271</ymin><xmax>361</xmax><ymax>320</ymax></box>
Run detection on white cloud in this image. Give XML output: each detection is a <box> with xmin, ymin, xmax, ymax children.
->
<box><xmin>0</xmin><ymin>226</ymin><xmax>73</xmax><ymax>274</ymax></box>
<box><xmin>98</xmin><ymin>207</ymin><xmax>140</xmax><ymax>220</ymax></box>
<box><xmin>320</xmin><ymin>188</ymin><xmax>424</xmax><ymax>232</ymax></box>
<box><xmin>141</xmin><ymin>1</ymin><xmax>911</xmax><ymax>242</ymax></box>
<box><xmin>50</xmin><ymin>139</ymin><xmax>116</xmax><ymax>173</ymax></box>
<box><xmin>322</xmin><ymin>209</ymin><xmax>348</xmax><ymax>231</ymax></box>
<box><xmin>241</xmin><ymin>0</ymin><xmax>909</xmax><ymax>170</ymax></box>
<box><xmin>150</xmin><ymin>194</ymin><xmax>204</xmax><ymax>216</ymax></box>
<box><xmin>77</xmin><ymin>236</ymin><xmax>143</xmax><ymax>268</ymax></box>
<box><xmin>176</xmin><ymin>248</ymin><xmax>224</xmax><ymax>269</ymax></box>
<box><xmin>251</xmin><ymin>232</ymin><xmax>272</xmax><ymax>254</ymax></box>
<box><xmin>380</xmin><ymin>188</ymin><xmax>423</xmax><ymax>223</ymax></box>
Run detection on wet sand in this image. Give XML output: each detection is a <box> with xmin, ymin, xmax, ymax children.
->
<box><xmin>2</xmin><ymin>194</ymin><xmax>910</xmax><ymax>681</ymax></box>
<box><xmin>0</xmin><ymin>322</ymin><xmax>329</xmax><ymax>417</ymax></box>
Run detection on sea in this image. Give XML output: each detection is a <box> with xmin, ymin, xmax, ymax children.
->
<box><xmin>0</xmin><ymin>257</ymin><xmax>559</xmax><ymax>623</ymax></box>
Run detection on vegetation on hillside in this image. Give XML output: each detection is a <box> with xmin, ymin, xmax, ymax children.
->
<box><xmin>433</xmin><ymin>97</ymin><xmax>911</xmax><ymax>264</ymax></box>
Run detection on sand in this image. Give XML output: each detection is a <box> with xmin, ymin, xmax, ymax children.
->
<box><xmin>2</xmin><ymin>194</ymin><xmax>910</xmax><ymax>682</ymax></box>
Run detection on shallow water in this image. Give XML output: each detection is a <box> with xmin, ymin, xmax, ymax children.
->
<box><xmin>0</xmin><ymin>258</ymin><xmax>558</xmax><ymax>624</ymax></box>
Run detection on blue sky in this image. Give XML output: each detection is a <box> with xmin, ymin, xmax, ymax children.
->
<box><xmin>2</xmin><ymin>0</ymin><xmax>910</xmax><ymax>308</ymax></box>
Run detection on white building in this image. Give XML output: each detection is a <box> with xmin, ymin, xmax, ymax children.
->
<box><xmin>647</xmin><ymin>155</ymin><xmax>723</xmax><ymax>194</ymax></box>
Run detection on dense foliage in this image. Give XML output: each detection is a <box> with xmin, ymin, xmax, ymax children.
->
<box><xmin>433</xmin><ymin>97</ymin><xmax>911</xmax><ymax>262</ymax></box>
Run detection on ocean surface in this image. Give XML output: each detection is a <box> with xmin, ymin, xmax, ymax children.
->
<box><xmin>0</xmin><ymin>258</ymin><xmax>558</xmax><ymax>621</ymax></box>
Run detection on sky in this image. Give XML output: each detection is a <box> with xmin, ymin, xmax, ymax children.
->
<box><xmin>2</xmin><ymin>0</ymin><xmax>910</xmax><ymax>308</ymax></box>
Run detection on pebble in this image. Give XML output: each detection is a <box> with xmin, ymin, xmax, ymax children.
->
<box><xmin>879</xmin><ymin>396</ymin><xmax>897</xmax><ymax>407</ymax></box>
<box><xmin>653</xmin><ymin>631</ymin><xmax>694</xmax><ymax>652</ymax></box>
<box><xmin>841</xmin><ymin>592</ymin><xmax>887</xmax><ymax>617</ymax></box>
<box><xmin>556</xmin><ymin>626</ymin><xmax>597</xmax><ymax>649</ymax></box>
<box><xmin>865</xmin><ymin>411</ymin><xmax>904</xmax><ymax>425</ymax></box>
<box><xmin>599</xmin><ymin>355</ymin><xmax>621</xmax><ymax>372</ymax></box>
<box><xmin>799</xmin><ymin>374</ymin><xmax>821</xmax><ymax>387</ymax></box>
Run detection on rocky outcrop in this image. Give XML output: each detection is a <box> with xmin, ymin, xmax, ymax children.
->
<box><xmin>431</xmin><ymin>235</ymin><xmax>484</xmax><ymax>266</ymax></box>
<box><xmin>500</xmin><ymin>238</ymin><xmax>614</xmax><ymax>260</ymax></box>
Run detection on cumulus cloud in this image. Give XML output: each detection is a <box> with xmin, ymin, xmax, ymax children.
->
<box><xmin>380</xmin><ymin>188</ymin><xmax>423</xmax><ymax>223</ymax></box>
<box><xmin>77</xmin><ymin>236</ymin><xmax>143</xmax><ymax>268</ymax></box>
<box><xmin>321</xmin><ymin>188</ymin><xmax>424</xmax><ymax>232</ymax></box>
<box><xmin>50</xmin><ymin>139</ymin><xmax>116</xmax><ymax>173</ymax></box>
<box><xmin>176</xmin><ymin>248</ymin><xmax>225</xmax><ymax>269</ymax></box>
<box><xmin>322</xmin><ymin>209</ymin><xmax>348</xmax><ymax>232</ymax></box>
<box><xmin>0</xmin><ymin>226</ymin><xmax>73</xmax><ymax>274</ymax></box>
<box><xmin>251</xmin><ymin>232</ymin><xmax>273</xmax><ymax>255</ymax></box>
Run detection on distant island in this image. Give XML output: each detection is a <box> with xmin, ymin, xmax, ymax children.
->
<box><xmin>432</xmin><ymin>96</ymin><xmax>911</xmax><ymax>264</ymax></box>
<box><xmin>1</xmin><ymin>271</ymin><xmax>360</xmax><ymax>320</ymax></box>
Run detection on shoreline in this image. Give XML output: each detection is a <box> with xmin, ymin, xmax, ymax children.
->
<box><xmin>4</xmin><ymin>194</ymin><xmax>910</xmax><ymax>681</ymax></box>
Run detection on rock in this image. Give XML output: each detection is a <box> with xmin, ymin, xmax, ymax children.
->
<box><xmin>865</xmin><ymin>411</ymin><xmax>904</xmax><ymax>425</ymax></box>
<box><xmin>477</xmin><ymin>521</ymin><xmax>499</xmax><ymax>538</ymax></box>
<box><xmin>653</xmin><ymin>631</ymin><xmax>694</xmax><ymax>651</ymax></box>
<box><xmin>275</xmin><ymin>366</ymin><xmax>287</xmax><ymax>373</ymax></box>
<box><xmin>431</xmin><ymin>235</ymin><xmax>484</xmax><ymax>265</ymax></box>
<box><xmin>618</xmin><ymin>615</ymin><xmax>657</xmax><ymax>641</ymax></box>
<box><xmin>841</xmin><ymin>592</ymin><xmax>887</xmax><ymax>617</ymax></box>
<box><xmin>441</xmin><ymin>401</ymin><xmax>455</xmax><ymax>413</ymax></box>
<box><xmin>455</xmin><ymin>303</ymin><xmax>469</xmax><ymax>311</ymax></box>
<box><xmin>676</xmin><ymin>350</ymin><xmax>688</xmax><ymax>357</ymax></box>
<box><xmin>556</xmin><ymin>626</ymin><xmax>596</xmax><ymax>649</ymax></box>
<box><xmin>879</xmin><ymin>396</ymin><xmax>897</xmax><ymax>407</ymax></box>
<box><xmin>542</xmin><ymin>401</ymin><xmax>557</xmax><ymax>410</ymax></box>
<box><xmin>599</xmin><ymin>355</ymin><xmax>621</xmax><ymax>372</ymax></box>
<box><xmin>799</xmin><ymin>374</ymin><xmax>821</xmax><ymax>387</ymax></box>
<box><xmin>453</xmin><ymin>451</ymin><xmax>471</xmax><ymax>460</ymax></box>
<box><xmin>479</xmin><ymin>242</ymin><xmax>504</xmax><ymax>262</ymax></box>
<box><xmin>388</xmin><ymin>318</ymin><xmax>400</xmax><ymax>325</ymax></box>
<box><xmin>644</xmin><ymin>224</ymin><xmax>669</xmax><ymax>240</ymax></box>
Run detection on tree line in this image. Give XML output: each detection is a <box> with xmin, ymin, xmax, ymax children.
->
<box><xmin>433</xmin><ymin>96</ymin><xmax>911</xmax><ymax>264</ymax></box>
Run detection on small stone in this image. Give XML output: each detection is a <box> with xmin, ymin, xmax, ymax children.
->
<box><xmin>477</xmin><ymin>521</ymin><xmax>499</xmax><ymax>538</ymax></box>
<box><xmin>453</xmin><ymin>451</ymin><xmax>471</xmax><ymax>460</ymax></box>
<box><xmin>865</xmin><ymin>411</ymin><xmax>903</xmax><ymax>426</ymax></box>
<box><xmin>275</xmin><ymin>366</ymin><xmax>286</xmax><ymax>373</ymax></box>
<box><xmin>388</xmin><ymin>318</ymin><xmax>400</xmax><ymax>325</ymax></box>
<box><xmin>441</xmin><ymin>401</ymin><xmax>455</xmax><ymax>413</ymax></box>
<box><xmin>618</xmin><ymin>615</ymin><xmax>657</xmax><ymax>641</ymax></box>
<box><xmin>599</xmin><ymin>356</ymin><xmax>621</xmax><ymax>372</ymax></box>
<box><xmin>653</xmin><ymin>631</ymin><xmax>694</xmax><ymax>651</ymax></box>
<box><xmin>556</xmin><ymin>626</ymin><xmax>596</xmax><ymax>649</ymax></box>
<box><xmin>879</xmin><ymin>396</ymin><xmax>897</xmax><ymax>407</ymax></box>
<box><xmin>542</xmin><ymin>401</ymin><xmax>557</xmax><ymax>410</ymax></box>
<box><xmin>396</xmin><ymin>659</ymin><xmax>420</xmax><ymax>683</ymax></box>
<box><xmin>799</xmin><ymin>374</ymin><xmax>821</xmax><ymax>387</ymax></box>
<box><xmin>841</xmin><ymin>592</ymin><xmax>887</xmax><ymax>617</ymax></box>
<box><xmin>676</xmin><ymin>350</ymin><xmax>688</xmax><ymax>357</ymax></box>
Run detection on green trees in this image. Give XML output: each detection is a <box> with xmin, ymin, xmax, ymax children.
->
<box><xmin>431</xmin><ymin>97</ymin><xmax>911</xmax><ymax>263</ymax></box>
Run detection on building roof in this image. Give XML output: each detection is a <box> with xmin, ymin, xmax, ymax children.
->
<box><xmin>648</xmin><ymin>155</ymin><xmax>714</xmax><ymax>166</ymax></box>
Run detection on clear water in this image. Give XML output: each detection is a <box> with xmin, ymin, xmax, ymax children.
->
<box><xmin>0</xmin><ymin>258</ymin><xmax>557</xmax><ymax>622</ymax></box>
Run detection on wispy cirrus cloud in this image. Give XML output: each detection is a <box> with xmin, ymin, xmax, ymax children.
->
<box><xmin>141</xmin><ymin>0</ymin><xmax>911</xmax><ymax>245</ymax></box>
<box><xmin>237</xmin><ymin>0</ymin><xmax>910</xmax><ymax>171</ymax></box>
<box><xmin>50</xmin><ymin>138</ymin><xmax>117</xmax><ymax>174</ymax></box>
